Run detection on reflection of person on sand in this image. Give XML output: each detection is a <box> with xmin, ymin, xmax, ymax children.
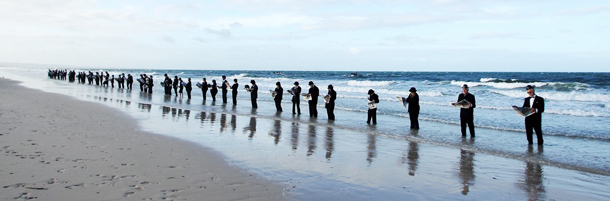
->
<box><xmin>325</xmin><ymin>85</ymin><xmax>336</xmax><ymax>120</ymax></box>
<box><xmin>325</xmin><ymin>127</ymin><xmax>334</xmax><ymax>160</ymax></box>
<box><xmin>523</xmin><ymin>85</ymin><xmax>545</xmax><ymax>145</ymax></box>
<box><xmin>274</xmin><ymin>82</ymin><xmax>283</xmax><ymax>112</ymax></box>
<box><xmin>521</xmin><ymin>145</ymin><xmax>546</xmax><ymax>200</ymax></box>
<box><xmin>290</xmin><ymin>82</ymin><xmax>301</xmax><ymax>114</ymax></box>
<box><xmin>455</xmin><ymin>84</ymin><xmax>476</xmax><ymax>137</ymax></box>
<box><xmin>459</xmin><ymin>149</ymin><xmax>475</xmax><ymax>195</ymax></box>
<box><xmin>249</xmin><ymin>80</ymin><xmax>258</xmax><ymax>108</ymax></box>
<box><xmin>367</xmin><ymin>133</ymin><xmax>377</xmax><ymax>164</ymax></box>
<box><xmin>406</xmin><ymin>87</ymin><xmax>420</xmax><ymax>129</ymax></box>
<box><xmin>367</xmin><ymin>89</ymin><xmax>379</xmax><ymax>124</ymax></box>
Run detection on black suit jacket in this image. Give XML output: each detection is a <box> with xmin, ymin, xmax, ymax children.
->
<box><xmin>458</xmin><ymin>93</ymin><xmax>476</xmax><ymax>115</ymax></box>
<box><xmin>406</xmin><ymin>93</ymin><xmax>419</xmax><ymax>114</ymax></box>
<box><xmin>523</xmin><ymin>96</ymin><xmax>544</xmax><ymax>121</ymax></box>
<box><xmin>309</xmin><ymin>86</ymin><xmax>319</xmax><ymax>103</ymax></box>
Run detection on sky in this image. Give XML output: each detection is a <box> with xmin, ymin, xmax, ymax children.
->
<box><xmin>0</xmin><ymin>0</ymin><xmax>609</xmax><ymax>72</ymax></box>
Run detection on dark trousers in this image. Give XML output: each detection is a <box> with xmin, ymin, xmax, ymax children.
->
<box><xmin>187</xmin><ymin>90</ymin><xmax>191</xmax><ymax>99</ymax></box>
<box><xmin>460</xmin><ymin>113</ymin><xmax>475</xmax><ymax>137</ymax></box>
<box><xmin>367</xmin><ymin>109</ymin><xmax>377</xmax><ymax>124</ymax></box>
<box><xmin>202</xmin><ymin>90</ymin><xmax>207</xmax><ymax>100</ymax></box>
<box><xmin>409</xmin><ymin>112</ymin><xmax>419</xmax><ymax>129</ymax></box>
<box><xmin>309</xmin><ymin>101</ymin><xmax>317</xmax><ymax>117</ymax></box>
<box><xmin>140</xmin><ymin>83</ymin><xmax>143</xmax><ymax>91</ymax></box>
<box><xmin>174</xmin><ymin>87</ymin><xmax>178</xmax><ymax>95</ymax></box>
<box><xmin>127</xmin><ymin>82</ymin><xmax>132</xmax><ymax>90</ymax></box>
<box><xmin>222</xmin><ymin>90</ymin><xmax>228</xmax><ymax>103</ymax></box>
<box><xmin>293</xmin><ymin>101</ymin><xmax>300</xmax><ymax>114</ymax></box>
<box><xmin>251</xmin><ymin>97</ymin><xmax>257</xmax><ymax>108</ymax></box>
<box><xmin>232</xmin><ymin>92</ymin><xmax>238</xmax><ymax>105</ymax></box>
<box><xmin>148</xmin><ymin>86</ymin><xmax>153</xmax><ymax>93</ymax></box>
<box><xmin>326</xmin><ymin>103</ymin><xmax>335</xmax><ymax>120</ymax></box>
<box><xmin>525</xmin><ymin>117</ymin><xmax>543</xmax><ymax>145</ymax></box>
<box><xmin>275</xmin><ymin>100</ymin><xmax>282</xmax><ymax>112</ymax></box>
<box><xmin>211</xmin><ymin>91</ymin><xmax>217</xmax><ymax>101</ymax></box>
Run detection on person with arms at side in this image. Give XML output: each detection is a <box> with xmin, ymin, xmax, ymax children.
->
<box><xmin>185</xmin><ymin>78</ymin><xmax>192</xmax><ymax>99</ymax></box>
<box><xmin>367</xmin><ymin>89</ymin><xmax>379</xmax><ymax>124</ymax></box>
<box><xmin>221</xmin><ymin>75</ymin><xmax>229</xmax><ymax>103</ymax></box>
<box><xmin>456</xmin><ymin>84</ymin><xmax>476</xmax><ymax>137</ymax></box>
<box><xmin>232</xmin><ymin>79</ymin><xmax>239</xmax><ymax>105</ymax></box>
<box><xmin>291</xmin><ymin>82</ymin><xmax>301</xmax><ymax>114</ymax></box>
<box><xmin>201</xmin><ymin>78</ymin><xmax>208</xmax><ymax>100</ymax></box>
<box><xmin>210</xmin><ymin>80</ymin><xmax>218</xmax><ymax>102</ymax></box>
<box><xmin>164</xmin><ymin>74</ymin><xmax>172</xmax><ymax>95</ymax></box>
<box><xmin>178</xmin><ymin>78</ymin><xmax>184</xmax><ymax>98</ymax></box>
<box><xmin>274</xmin><ymin>82</ymin><xmax>283</xmax><ymax>112</ymax></box>
<box><xmin>173</xmin><ymin>75</ymin><xmax>179</xmax><ymax>96</ymax></box>
<box><xmin>326</xmin><ymin>85</ymin><xmax>337</xmax><ymax>120</ymax></box>
<box><xmin>523</xmin><ymin>85</ymin><xmax>544</xmax><ymax>145</ymax></box>
<box><xmin>249</xmin><ymin>80</ymin><xmax>258</xmax><ymax>108</ymax></box>
<box><xmin>406</xmin><ymin>87</ymin><xmax>420</xmax><ymax>129</ymax></box>
<box><xmin>147</xmin><ymin>75</ymin><xmax>154</xmax><ymax>93</ymax></box>
<box><xmin>127</xmin><ymin>74</ymin><xmax>133</xmax><ymax>90</ymax></box>
<box><xmin>308</xmin><ymin>81</ymin><xmax>319</xmax><ymax>118</ymax></box>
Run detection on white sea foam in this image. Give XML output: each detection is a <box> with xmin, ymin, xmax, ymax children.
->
<box><xmin>347</xmin><ymin>80</ymin><xmax>396</xmax><ymax>87</ymax></box>
<box><xmin>490</xmin><ymin>90</ymin><xmax>610</xmax><ymax>102</ymax></box>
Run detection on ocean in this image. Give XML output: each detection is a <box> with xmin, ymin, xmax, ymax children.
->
<box><xmin>3</xmin><ymin>67</ymin><xmax>610</xmax><ymax>183</ymax></box>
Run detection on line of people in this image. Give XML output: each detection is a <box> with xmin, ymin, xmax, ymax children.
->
<box><xmin>51</xmin><ymin>70</ymin><xmax>544</xmax><ymax>145</ymax></box>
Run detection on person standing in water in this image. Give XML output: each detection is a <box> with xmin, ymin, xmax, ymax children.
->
<box><xmin>178</xmin><ymin>78</ymin><xmax>184</xmax><ymax>98</ymax></box>
<box><xmin>173</xmin><ymin>75</ymin><xmax>179</xmax><ymax>96</ymax></box>
<box><xmin>231</xmin><ymin>79</ymin><xmax>239</xmax><ymax>105</ymax></box>
<box><xmin>308</xmin><ymin>81</ymin><xmax>319</xmax><ymax>118</ymax></box>
<box><xmin>456</xmin><ymin>84</ymin><xmax>476</xmax><ymax>137</ymax></box>
<box><xmin>210</xmin><ymin>80</ymin><xmax>218</xmax><ymax>102</ymax></box>
<box><xmin>326</xmin><ymin>85</ymin><xmax>337</xmax><ymax>120</ymax></box>
<box><xmin>147</xmin><ymin>75</ymin><xmax>154</xmax><ymax>93</ymax></box>
<box><xmin>221</xmin><ymin>75</ymin><xmax>229</xmax><ymax>103</ymax></box>
<box><xmin>523</xmin><ymin>85</ymin><xmax>545</xmax><ymax>145</ymax></box>
<box><xmin>185</xmin><ymin>78</ymin><xmax>192</xmax><ymax>99</ymax></box>
<box><xmin>201</xmin><ymin>78</ymin><xmax>208</xmax><ymax>100</ymax></box>
<box><xmin>249</xmin><ymin>80</ymin><xmax>258</xmax><ymax>108</ymax></box>
<box><xmin>291</xmin><ymin>82</ymin><xmax>301</xmax><ymax>114</ymax></box>
<box><xmin>274</xmin><ymin>82</ymin><xmax>283</xmax><ymax>112</ymax></box>
<box><xmin>406</xmin><ymin>87</ymin><xmax>420</xmax><ymax>129</ymax></box>
<box><xmin>367</xmin><ymin>89</ymin><xmax>379</xmax><ymax>124</ymax></box>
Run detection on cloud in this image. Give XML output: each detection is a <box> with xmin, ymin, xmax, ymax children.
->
<box><xmin>162</xmin><ymin>35</ymin><xmax>176</xmax><ymax>43</ymax></box>
<box><xmin>469</xmin><ymin>32</ymin><xmax>527</xmax><ymax>40</ymax></box>
<box><xmin>556</xmin><ymin>4</ymin><xmax>610</xmax><ymax>16</ymax></box>
<box><xmin>348</xmin><ymin>47</ymin><xmax>360</xmax><ymax>54</ymax></box>
<box><xmin>385</xmin><ymin>34</ymin><xmax>439</xmax><ymax>44</ymax></box>
<box><xmin>204</xmin><ymin>28</ymin><xmax>232</xmax><ymax>38</ymax></box>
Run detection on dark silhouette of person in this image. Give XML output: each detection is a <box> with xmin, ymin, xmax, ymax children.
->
<box><xmin>308</xmin><ymin>81</ymin><xmax>319</xmax><ymax>117</ymax></box>
<box><xmin>249</xmin><ymin>80</ymin><xmax>258</xmax><ymax>108</ymax></box>
<box><xmin>164</xmin><ymin>74</ymin><xmax>172</xmax><ymax>95</ymax></box>
<box><xmin>231</xmin><ymin>79</ymin><xmax>239</xmax><ymax>105</ymax></box>
<box><xmin>406</xmin><ymin>87</ymin><xmax>420</xmax><ymax>129</ymax></box>
<box><xmin>178</xmin><ymin>78</ymin><xmax>184</xmax><ymax>97</ymax></box>
<box><xmin>185</xmin><ymin>78</ymin><xmax>192</xmax><ymax>99</ymax></box>
<box><xmin>367</xmin><ymin>89</ymin><xmax>379</xmax><ymax>124</ymax></box>
<box><xmin>523</xmin><ymin>85</ymin><xmax>545</xmax><ymax>145</ymax></box>
<box><xmin>127</xmin><ymin>74</ymin><xmax>133</xmax><ymax>90</ymax></box>
<box><xmin>221</xmin><ymin>75</ymin><xmax>229</xmax><ymax>103</ymax></box>
<box><xmin>201</xmin><ymin>78</ymin><xmax>208</xmax><ymax>100</ymax></box>
<box><xmin>291</xmin><ymin>82</ymin><xmax>301</xmax><ymax>114</ymax></box>
<box><xmin>274</xmin><ymin>82</ymin><xmax>283</xmax><ymax>112</ymax></box>
<box><xmin>457</xmin><ymin>84</ymin><xmax>476</xmax><ymax>137</ymax></box>
<box><xmin>326</xmin><ymin>85</ymin><xmax>336</xmax><ymax>120</ymax></box>
<box><xmin>459</xmin><ymin>149</ymin><xmax>476</xmax><ymax>195</ymax></box>
<box><xmin>210</xmin><ymin>80</ymin><xmax>218</xmax><ymax>101</ymax></box>
<box><xmin>173</xmin><ymin>75</ymin><xmax>179</xmax><ymax>96</ymax></box>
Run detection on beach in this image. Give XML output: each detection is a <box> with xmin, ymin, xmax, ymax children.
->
<box><xmin>0</xmin><ymin>78</ymin><xmax>287</xmax><ymax>201</ymax></box>
<box><xmin>2</xmin><ymin>67</ymin><xmax>610</xmax><ymax>200</ymax></box>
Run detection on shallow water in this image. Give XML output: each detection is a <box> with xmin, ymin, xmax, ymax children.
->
<box><xmin>2</xmin><ymin>67</ymin><xmax>610</xmax><ymax>200</ymax></box>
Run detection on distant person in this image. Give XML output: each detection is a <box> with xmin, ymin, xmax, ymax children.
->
<box><xmin>456</xmin><ymin>84</ymin><xmax>476</xmax><ymax>137</ymax></box>
<box><xmin>147</xmin><ymin>75</ymin><xmax>154</xmax><ymax>93</ymax></box>
<box><xmin>231</xmin><ymin>79</ymin><xmax>239</xmax><ymax>105</ymax></box>
<box><xmin>164</xmin><ymin>74</ymin><xmax>172</xmax><ymax>95</ymax></box>
<box><xmin>221</xmin><ymin>75</ymin><xmax>229</xmax><ymax>103</ymax></box>
<box><xmin>178</xmin><ymin>78</ymin><xmax>184</xmax><ymax>97</ymax></box>
<box><xmin>173</xmin><ymin>75</ymin><xmax>179</xmax><ymax>96</ymax></box>
<box><xmin>120</xmin><ymin>73</ymin><xmax>126</xmax><ymax>89</ymax></box>
<box><xmin>291</xmin><ymin>82</ymin><xmax>301</xmax><ymax>114</ymax></box>
<box><xmin>367</xmin><ymin>89</ymin><xmax>379</xmax><ymax>124</ymax></box>
<box><xmin>95</xmin><ymin>72</ymin><xmax>100</xmax><ymax>85</ymax></box>
<box><xmin>139</xmin><ymin>74</ymin><xmax>145</xmax><ymax>91</ymax></box>
<box><xmin>523</xmin><ymin>85</ymin><xmax>545</xmax><ymax>145</ymax></box>
<box><xmin>201</xmin><ymin>78</ymin><xmax>208</xmax><ymax>100</ymax></box>
<box><xmin>210</xmin><ymin>80</ymin><xmax>218</xmax><ymax>101</ymax></box>
<box><xmin>406</xmin><ymin>87</ymin><xmax>420</xmax><ymax>129</ymax></box>
<box><xmin>326</xmin><ymin>85</ymin><xmax>337</xmax><ymax>120</ymax></box>
<box><xmin>274</xmin><ymin>82</ymin><xmax>283</xmax><ymax>112</ymax></box>
<box><xmin>249</xmin><ymin>80</ymin><xmax>258</xmax><ymax>108</ymax></box>
<box><xmin>127</xmin><ymin>74</ymin><xmax>133</xmax><ymax>90</ymax></box>
<box><xmin>308</xmin><ymin>81</ymin><xmax>319</xmax><ymax>117</ymax></box>
<box><xmin>185</xmin><ymin>78</ymin><xmax>192</xmax><ymax>99</ymax></box>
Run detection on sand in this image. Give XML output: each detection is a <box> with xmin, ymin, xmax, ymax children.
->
<box><xmin>0</xmin><ymin>78</ymin><xmax>288</xmax><ymax>201</ymax></box>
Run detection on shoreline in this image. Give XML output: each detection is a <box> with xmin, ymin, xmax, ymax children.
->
<box><xmin>0</xmin><ymin>78</ymin><xmax>288</xmax><ymax>200</ymax></box>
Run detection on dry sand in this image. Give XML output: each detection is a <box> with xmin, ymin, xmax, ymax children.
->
<box><xmin>0</xmin><ymin>78</ymin><xmax>288</xmax><ymax>201</ymax></box>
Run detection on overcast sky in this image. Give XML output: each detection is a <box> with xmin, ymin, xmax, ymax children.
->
<box><xmin>1</xmin><ymin>0</ymin><xmax>609</xmax><ymax>72</ymax></box>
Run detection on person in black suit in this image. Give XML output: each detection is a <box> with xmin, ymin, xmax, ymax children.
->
<box><xmin>291</xmin><ymin>82</ymin><xmax>301</xmax><ymax>114</ymax></box>
<box><xmin>210</xmin><ymin>80</ymin><xmax>218</xmax><ymax>101</ymax></box>
<box><xmin>185</xmin><ymin>78</ymin><xmax>192</xmax><ymax>99</ymax></box>
<box><xmin>274</xmin><ymin>82</ymin><xmax>283</xmax><ymax>112</ymax></box>
<box><xmin>326</xmin><ymin>85</ymin><xmax>337</xmax><ymax>120</ymax></box>
<box><xmin>523</xmin><ymin>85</ymin><xmax>544</xmax><ymax>145</ymax></box>
<box><xmin>221</xmin><ymin>75</ymin><xmax>229</xmax><ymax>103</ymax></box>
<box><xmin>147</xmin><ymin>75</ymin><xmax>154</xmax><ymax>93</ymax></box>
<box><xmin>231</xmin><ymin>79</ymin><xmax>239</xmax><ymax>105</ymax></box>
<box><xmin>457</xmin><ymin>84</ymin><xmax>476</xmax><ymax>137</ymax></box>
<box><xmin>249</xmin><ymin>80</ymin><xmax>258</xmax><ymax>108</ymax></box>
<box><xmin>367</xmin><ymin>89</ymin><xmax>379</xmax><ymax>124</ymax></box>
<box><xmin>201</xmin><ymin>78</ymin><xmax>208</xmax><ymax>100</ymax></box>
<box><xmin>406</xmin><ymin>87</ymin><xmax>420</xmax><ymax>129</ymax></box>
<box><xmin>308</xmin><ymin>81</ymin><xmax>319</xmax><ymax>117</ymax></box>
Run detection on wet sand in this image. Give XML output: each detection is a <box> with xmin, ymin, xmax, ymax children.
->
<box><xmin>2</xmin><ymin>69</ymin><xmax>610</xmax><ymax>200</ymax></box>
<box><xmin>0</xmin><ymin>78</ymin><xmax>287</xmax><ymax>200</ymax></box>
